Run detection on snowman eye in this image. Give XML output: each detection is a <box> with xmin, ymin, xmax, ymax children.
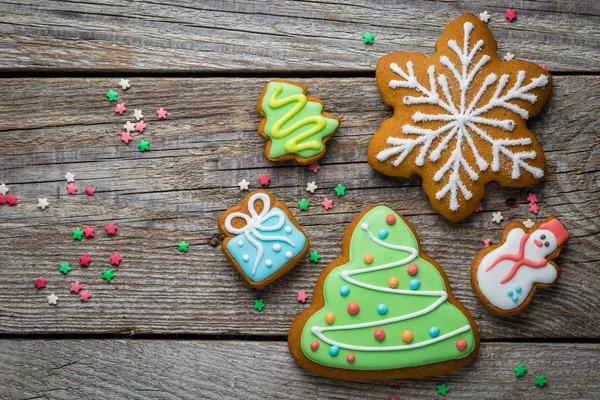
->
<box><xmin>540</xmin><ymin>235</ymin><xmax>546</xmax><ymax>240</ymax></box>
<box><xmin>544</xmin><ymin>242</ymin><xmax>550</xmax><ymax>247</ymax></box>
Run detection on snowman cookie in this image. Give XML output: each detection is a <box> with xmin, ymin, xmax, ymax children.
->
<box><xmin>471</xmin><ymin>217</ymin><xmax>569</xmax><ymax>315</ymax></box>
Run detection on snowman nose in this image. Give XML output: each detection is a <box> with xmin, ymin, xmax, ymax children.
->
<box><xmin>534</xmin><ymin>239</ymin><xmax>543</xmax><ymax>247</ymax></box>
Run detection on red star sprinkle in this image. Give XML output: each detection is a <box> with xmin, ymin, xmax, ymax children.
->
<box><xmin>80</xmin><ymin>253</ymin><xmax>92</xmax><ymax>267</ymax></box>
<box><xmin>83</xmin><ymin>226</ymin><xmax>95</xmax><ymax>238</ymax></box>
<box><xmin>69</xmin><ymin>281</ymin><xmax>83</xmax><ymax>293</ymax></box>
<box><xmin>35</xmin><ymin>277</ymin><xmax>47</xmax><ymax>289</ymax></box>
<box><xmin>475</xmin><ymin>202</ymin><xmax>483</xmax><ymax>212</ymax></box>
<box><xmin>85</xmin><ymin>187</ymin><xmax>95</xmax><ymax>196</ymax></box>
<box><xmin>529</xmin><ymin>202</ymin><xmax>539</xmax><ymax>214</ymax></box>
<box><xmin>321</xmin><ymin>198</ymin><xmax>333</xmax><ymax>210</ymax></box>
<box><xmin>156</xmin><ymin>108</ymin><xmax>168</xmax><ymax>119</ymax></box>
<box><xmin>484</xmin><ymin>238</ymin><xmax>492</xmax><ymax>247</ymax></box>
<box><xmin>110</xmin><ymin>252</ymin><xmax>122</xmax><ymax>265</ymax></box>
<box><xmin>6</xmin><ymin>195</ymin><xmax>17</xmax><ymax>206</ymax></box>
<box><xmin>79</xmin><ymin>290</ymin><xmax>92</xmax><ymax>302</ymax></box>
<box><xmin>66</xmin><ymin>183</ymin><xmax>78</xmax><ymax>195</ymax></box>
<box><xmin>309</xmin><ymin>162</ymin><xmax>320</xmax><ymax>173</ymax></box>
<box><xmin>297</xmin><ymin>290</ymin><xmax>308</xmax><ymax>303</ymax></box>
<box><xmin>120</xmin><ymin>131</ymin><xmax>132</xmax><ymax>144</ymax></box>
<box><xmin>104</xmin><ymin>223</ymin><xmax>118</xmax><ymax>235</ymax></box>
<box><xmin>134</xmin><ymin>120</ymin><xmax>146</xmax><ymax>132</ymax></box>
<box><xmin>505</xmin><ymin>9</ymin><xmax>517</xmax><ymax>21</ymax></box>
<box><xmin>258</xmin><ymin>174</ymin><xmax>270</xmax><ymax>186</ymax></box>
<box><xmin>0</xmin><ymin>194</ymin><xmax>5</xmax><ymax>204</ymax></box>
<box><xmin>527</xmin><ymin>192</ymin><xmax>538</xmax><ymax>203</ymax></box>
<box><xmin>114</xmin><ymin>103</ymin><xmax>127</xmax><ymax>115</ymax></box>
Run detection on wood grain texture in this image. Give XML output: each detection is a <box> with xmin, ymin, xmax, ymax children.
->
<box><xmin>0</xmin><ymin>340</ymin><xmax>598</xmax><ymax>399</ymax></box>
<box><xmin>0</xmin><ymin>0</ymin><xmax>599</xmax><ymax>73</ymax></box>
<box><xmin>0</xmin><ymin>76</ymin><xmax>598</xmax><ymax>338</ymax></box>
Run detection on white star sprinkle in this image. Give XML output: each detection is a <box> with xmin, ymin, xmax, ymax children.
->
<box><xmin>0</xmin><ymin>183</ymin><xmax>8</xmax><ymax>195</ymax></box>
<box><xmin>123</xmin><ymin>121</ymin><xmax>135</xmax><ymax>132</ymax></box>
<box><xmin>37</xmin><ymin>198</ymin><xmax>49</xmax><ymax>210</ymax></box>
<box><xmin>64</xmin><ymin>172</ymin><xmax>75</xmax><ymax>182</ymax></box>
<box><xmin>133</xmin><ymin>109</ymin><xmax>144</xmax><ymax>121</ymax></box>
<box><xmin>306</xmin><ymin>181</ymin><xmax>318</xmax><ymax>193</ymax></box>
<box><xmin>523</xmin><ymin>219</ymin><xmax>535</xmax><ymax>228</ymax></box>
<box><xmin>504</xmin><ymin>52</ymin><xmax>515</xmax><ymax>61</ymax></box>
<box><xmin>47</xmin><ymin>293</ymin><xmax>58</xmax><ymax>305</ymax></box>
<box><xmin>238</xmin><ymin>179</ymin><xmax>249</xmax><ymax>191</ymax></box>
<box><xmin>492</xmin><ymin>212</ymin><xmax>504</xmax><ymax>224</ymax></box>
<box><xmin>479</xmin><ymin>11</ymin><xmax>491</xmax><ymax>23</ymax></box>
<box><xmin>119</xmin><ymin>79</ymin><xmax>130</xmax><ymax>90</ymax></box>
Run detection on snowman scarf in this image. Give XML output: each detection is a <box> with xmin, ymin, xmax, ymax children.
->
<box><xmin>485</xmin><ymin>233</ymin><xmax>547</xmax><ymax>284</ymax></box>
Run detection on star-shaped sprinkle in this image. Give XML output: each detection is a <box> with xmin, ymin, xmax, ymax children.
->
<box><xmin>238</xmin><ymin>179</ymin><xmax>249</xmax><ymax>191</ymax></box>
<box><xmin>120</xmin><ymin>131</ymin><xmax>132</xmax><ymax>144</ymax></box>
<box><xmin>484</xmin><ymin>238</ymin><xmax>492</xmax><ymax>247</ymax></box>
<box><xmin>124</xmin><ymin>121</ymin><xmax>135</xmax><ymax>132</ymax></box>
<box><xmin>6</xmin><ymin>195</ymin><xmax>17</xmax><ymax>206</ymax></box>
<box><xmin>309</xmin><ymin>162</ymin><xmax>320</xmax><ymax>173</ymax></box>
<box><xmin>527</xmin><ymin>192</ymin><xmax>538</xmax><ymax>203</ymax></box>
<box><xmin>64</xmin><ymin>172</ymin><xmax>75</xmax><ymax>182</ymax></box>
<box><xmin>132</xmin><ymin>109</ymin><xmax>143</xmax><ymax>121</ymax></box>
<box><xmin>106</xmin><ymin>90</ymin><xmax>119</xmax><ymax>102</ymax></box>
<box><xmin>306</xmin><ymin>181</ymin><xmax>318</xmax><ymax>193</ymax></box>
<box><xmin>479</xmin><ymin>11</ymin><xmax>491</xmax><ymax>23</ymax></box>
<box><xmin>254</xmin><ymin>298</ymin><xmax>265</xmax><ymax>311</ymax></box>
<box><xmin>102</xmin><ymin>269</ymin><xmax>115</xmax><ymax>282</ymax></box>
<box><xmin>177</xmin><ymin>241</ymin><xmax>190</xmax><ymax>252</ymax></box>
<box><xmin>85</xmin><ymin>187</ymin><xmax>95</xmax><ymax>196</ymax></box>
<box><xmin>529</xmin><ymin>203</ymin><xmax>539</xmax><ymax>214</ymax></box>
<box><xmin>298</xmin><ymin>198</ymin><xmax>309</xmax><ymax>211</ymax></box>
<box><xmin>535</xmin><ymin>375</ymin><xmax>547</xmax><ymax>387</ymax></box>
<box><xmin>514</xmin><ymin>363</ymin><xmax>527</xmax><ymax>377</ymax></box>
<box><xmin>59</xmin><ymin>263</ymin><xmax>72</xmax><ymax>274</ymax></box>
<box><xmin>0</xmin><ymin>183</ymin><xmax>8</xmax><ymax>195</ymax></box>
<box><xmin>138</xmin><ymin>140</ymin><xmax>150</xmax><ymax>152</ymax></box>
<box><xmin>258</xmin><ymin>174</ymin><xmax>270</xmax><ymax>186</ymax></box>
<box><xmin>66</xmin><ymin>183</ymin><xmax>78</xmax><ymax>195</ymax></box>
<box><xmin>492</xmin><ymin>211</ymin><xmax>504</xmax><ymax>224</ymax></box>
<box><xmin>523</xmin><ymin>219</ymin><xmax>535</xmax><ymax>228</ymax></box>
<box><xmin>297</xmin><ymin>290</ymin><xmax>308</xmax><ymax>303</ymax></box>
<box><xmin>437</xmin><ymin>383</ymin><xmax>449</xmax><ymax>396</ymax></box>
<box><xmin>334</xmin><ymin>184</ymin><xmax>346</xmax><ymax>196</ymax></box>
<box><xmin>362</xmin><ymin>31</ymin><xmax>375</xmax><ymax>44</ymax></box>
<box><xmin>70</xmin><ymin>281</ymin><xmax>83</xmax><ymax>293</ymax></box>
<box><xmin>79</xmin><ymin>290</ymin><xmax>91</xmax><ymax>302</ymax></box>
<box><xmin>37</xmin><ymin>198</ymin><xmax>49</xmax><ymax>209</ymax></box>
<box><xmin>156</xmin><ymin>107</ymin><xmax>168</xmax><ymax>119</ymax></box>
<box><xmin>83</xmin><ymin>226</ymin><xmax>95</xmax><ymax>238</ymax></box>
<box><xmin>504</xmin><ymin>52</ymin><xmax>515</xmax><ymax>61</ymax></box>
<box><xmin>35</xmin><ymin>277</ymin><xmax>47</xmax><ymax>289</ymax></box>
<box><xmin>134</xmin><ymin>120</ymin><xmax>146</xmax><ymax>132</ymax></box>
<box><xmin>104</xmin><ymin>223</ymin><xmax>118</xmax><ymax>235</ymax></box>
<box><xmin>505</xmin><ymin>8</ymin><xmax>517</xmax><ymax>21</ymax></box>
<box><xmin>47</xmin><ymin>293</ymin><xmax>58</xmax><ymax>305</ymax></box>
<box><xmin>118</xmin><ymin>79</ymin><xmax>130</xmax><ymax>90</ymax></box>
<box><xmin>114</xmin><ymin>102</ymin><xmax>127</xmax><ymax>115</ymax></box>
<box><xmin>72</xmin><ymin>227</ymin><xmax>84</xmax><ymax>240</ymax></box>
<box><xmin>321</xmin><ymin>198</ymin><xmax>333</xmax><ymax>210</ymax></box>
<box><xmin>80</xmin><ymin>253</ymin><xmax>92</xmax><ymax>267</ymax></box>
<box><xmin>110</xmin><ymin>252</ymin><xmax>122</xmax><ymax>265</ymax></box>
<box><xmin>309</xmin><ymin>250</ymin><xmax>321</xmax><ymax>263</ymax></box>
<box><xmin>475</xmin><ymin>202</ymin><xmax>483</xmax><ymax>212</ymax></box>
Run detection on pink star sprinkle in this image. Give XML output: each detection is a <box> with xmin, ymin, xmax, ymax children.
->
<box><xmin>6</xmin><ymin>195</ymin><xmax>17</xmax><ymax>206</ymax></box>
<box><xmin>309</xmin><ymin>162</ymin><xmax>320</xmax><ymax>173</ymax></box>
<box><xmin>321</xmin><ymin>198</ymin><xmax>333</xmax><ymax>210</ymax></box>
<box><xmin>529</xmin><ymin>202</ymin><xmax>539</xmax><ymax>214</ymax></box>
<box><xmin>475</xmin><ymin>202</ymin><xmax>483</xmax><ymax>212</ymax></box>
<box><xmin>80</xmin><ymin>253</ymin><xmax>92</xmax><ymax>267</ymax></box>
<box><xmin>70</xmin><ymin>281</ymin><xmax>83</xmax><ymax>293</ymax></box>
<box><xmin>110</xmin><ymin>252</ymin><xmax>122</xmax><ymax>266</ymax></box>
<box><xmin>85</xmin><ymin>187</ymin><xmax>95</xmax><ymax>196</ymax></box>
<box><xmin>258</xmin><ymin>174</ymin><xmax>270</xmax><ymax>186</ymax></box>
<box><xmin>66</xmin><ymin>183</ymin><xmax>78</xmax><ymax>195</ymax></box>
<box><xmin>79</xmin><ymin>290</ymin><xmax>91</xmax><ymax>302</ymax></box>
<box><xmin>104</xmin><ymin>223</ymin><xmax>118</xmax><ymax>235</ymax></box>
<box><xmin>297</xmin><ymin>290</ymin><xmax>308</xmax><ymax>303</ymax></box>
<box><xmin>156</xmin><ymin>108</ymin><xmax>168</xmax><ymax>119</ymax></box>
<box><xmin>114</xmin><ymin>103</ymin><xmax>127</xmax><ymax>115</ymax></box>
<box><xmin>120</xmin><ymin>131</ymin><xmax>132</xmax><ymax>144</ymax></box>
<box><xmin>35</xmin><ymin>277</ymin><xmax>47</xmax><ymax>289</ymax></box>
<box><xmin>82</xmin><ymin>226</ymin><xmax>95</xmax><ymax>238</ymax></box>
<box><xmin>505</xmin><ymin>9</ymin><xmax>517</xmax><ymax>21</ymax></box>
<box><xmin>527</xmin><ymin>192</ymin><xmax>538</xmax><ymax>203</ymax></box>
<box><xmin>484</xmin><ymin>238</ymin><xmax>492</xmax><ymax>247</ymax></box>
<box><xmin>134</xmin><ymin>120</ymin><xmax>146</xmax><ymax>132</ymax></box>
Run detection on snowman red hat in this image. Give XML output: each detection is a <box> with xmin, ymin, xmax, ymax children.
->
<box><xmin>538</xmin><ymin>218</ymin><xmax>569</xmax><ymax>247</ymax></box>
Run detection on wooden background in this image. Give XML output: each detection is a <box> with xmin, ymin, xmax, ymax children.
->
<box><xmin>0</xmin><ymin>1</ymin><xmax>598</xmax><ymax>399</ymax></box>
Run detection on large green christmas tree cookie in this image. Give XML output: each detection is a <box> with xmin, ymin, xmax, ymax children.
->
<box><xmin>289</xmin><ymin>206</ymin><xmax>479</xmax><ymax>380</ymax></box>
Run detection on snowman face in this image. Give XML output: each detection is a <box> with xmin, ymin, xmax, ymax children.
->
<box><xmin>526</xmin><ymin>229</ymin><xmax>557</xmax><ymax>258</ymax></box>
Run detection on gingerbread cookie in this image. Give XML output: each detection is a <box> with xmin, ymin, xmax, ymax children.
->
<box><xmin>257</xmin><ymin>80</ymin><xmax>340</xmax><ymax>165</ymax></box>
<box><xmin>289</xmin><ymin>205</ymin><xmax>479</xmax><ymax>380</ymax></box>
<box><xmin>471</xmin><ymin>217</ymin><xmax>569</xmax><ymax>316</ymax></box>
<box><xmin>368</xmin><ymin>13</ymin><xmax>552</xmax><ymax>222</ymax></box>
<box><xmin>218</xmin><ymin>190</ymin><xmax>310</xmax><ymax>288</ymax></box>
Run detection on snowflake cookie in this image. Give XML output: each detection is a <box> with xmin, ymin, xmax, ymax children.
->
<box><xmin>368</xmin><ymin>13</ymin><xmax>551</xmax><ymax>222</ymax></box>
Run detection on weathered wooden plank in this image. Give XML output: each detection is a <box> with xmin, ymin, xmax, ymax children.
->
<box><xmin>0</xmin><ymin>340</ymin><xmax>597</xmax><ymax>399</ymax></box>
<box><xmin>0</xmin><ymin>0</ymin><xmax>598</xmax><ymax>72</ymax></box>
<box><xmin>0</xmin><ymin>77</ymin><xmax>598</xmax><ymax>338</ymax></box>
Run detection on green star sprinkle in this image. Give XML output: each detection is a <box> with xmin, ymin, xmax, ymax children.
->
<box><xmin>514</xmin><ymin>363</ymin><xmax>527</xmax><ymax>377</ymax></box>
<box><xmin>59</xmin><ymin>263</ymin><xmax>72</xmax><ymax>274</ymax></box>
<box><xmin>138</xmin><ymin>140</ymin><xmax>150</xmax><ymax>152</ymax></box>
<box><xmin>309</xmin><ymin>250</ymin><xmax>321</xmax><ymax>263</ymax></box>
<box><xmin>177</xmin><ymin>241</ymin><xmax>190</xmax><ymax>252</ymax></box>
<box><xmin>106</xmin><ymin>89</ymin><xmax>119</xmax><ymax>102</ymax></box>
<box><xmin>102</xmin><ymin>269</ymin><xmax>115</xmax><ymax>282</ymax></box>
<box><xmin>436</xmin><ymin>383</ymin><xmax>449</xmax><ymax>396</ymax></box>
<box><xmin>298</xmin><ymin>198</ymin><xmax>309</xmax><ymax>211</ymax></box>
<box><xmin>334</xmin><ymin>184</ymin><xmax>346</xmax><ymax>197</ymax></box>
<box><xmin>72</xmin><ymin>227</ymin><xmax>84</xmax><ymax>240</ymax></box>
<box><xmin>254</xmin><ymin>298</ymin><xmax>265</xmax><ymax>311</ymax></box>
<box><xmin>362</xmin><ymin>32</ymin><xmax>375</xmax><ymax>44</ymax></box>
<box><xmin>535</xmin><ymin>375</ymin><xmax>547</xmax><ymax>387</ymax></box>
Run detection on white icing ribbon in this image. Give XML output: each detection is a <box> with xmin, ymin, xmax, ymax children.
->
<box><xmin>224</xmin><ymin>193</ymin><xmax>294</xmax><ymax>275</ymax></box>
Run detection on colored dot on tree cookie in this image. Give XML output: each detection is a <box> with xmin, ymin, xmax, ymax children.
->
<box><xmin>378</xmin><ymin>229</ymin><xmax>388</xmax><ymax>239</ymax></box>
<box><xmin>363</xmin><ymin>254</ymin><xmax>374</xmax><ymax>264</ymax></box>
<box><xmin>407</xmin><ymin>263</ymin><xmax>418</xmax><ymax>275</ymax></box>
<box><xmin>346</xmin><ymin>354</ymin><xmax>355</xmax><ymax>364</ymax></box>
<box><xmin>429</xmin><ymin>326</ymin><xmax>440</xmax><ymax>338</ymax></box>
<box><xmin>347</xmin><ymin>302</ymin><xmax>360</xmax><ymax>315</ymax></box>
<box><xmin>456</xmin><ymin>339</ymin><xmax>468</xmax><ymax>351</ymax></box>
<box><xmin>409</xmin><ymin>278</ymin><xmax>420</xmax><ymax>290</ymax></box>
<box><xmin>402</xmin><ymin>330</ymin><xmax>413</xmax><ymax>343</ymax></box>
<box><xmin>325</xmin><ymin>312</ymin><xmax>335</xmax><ymax>324</ymax></box>
<box><xmin>377</xmin><ymin>303</ymin><xmax>388</xmax><ymax>315</ymax></box>
<box><xmin>385</xmin><ymin>214</ymin><xmax>396</xmax><ymax>225</ymax></box>
<box><xmin>329</xmin><ymin>346</ymin><xmax>340</xmax><ymax>356</ymax></box>
<box><xmin>388</xmin><ymin>276</ymin><xmax>399</xmax><ymax>288</ymax></box>
<box><xmin>340</xmin><ymin>285</ymin><xmax>350</xmax><ymax>296</ymax></box>
<box><xmin>374</xmin><ymin>328</ymin><xmax>385</xmax><ymax>341</ymax></box>
<box><xmin>310</xmin><ymin>341</ymin><xmax>319</xmax><ymax>351</ymax></box>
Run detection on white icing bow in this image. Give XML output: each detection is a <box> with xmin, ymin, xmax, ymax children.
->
<box><xmin>224</xmin><ymin>193</ymin><xmax>294</xmax><ymax>275</ymax></box>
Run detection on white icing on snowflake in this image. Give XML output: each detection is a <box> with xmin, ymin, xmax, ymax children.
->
<box><xmin>376</xmin><ymin>21</ymin><xmax>548</xmax><ymax>211</ymax></box>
